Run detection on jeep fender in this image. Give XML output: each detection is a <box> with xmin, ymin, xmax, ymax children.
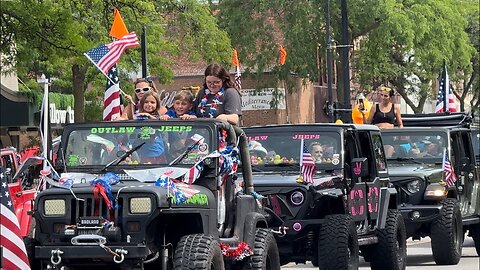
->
<box><xmin>242</xmin><ymin>212</ymin><xmax>268</xmax><ymax>247</ymax></box>
<box><xmin>377</xmin><ymin>187</ymin><xmax>398</xmax><ymax>229</ymax></box>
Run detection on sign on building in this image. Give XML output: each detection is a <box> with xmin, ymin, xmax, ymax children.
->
<box><xmin>241</xmin><ymin>88</ymin><xmax>286</xmax><ymax>111</ymax></box>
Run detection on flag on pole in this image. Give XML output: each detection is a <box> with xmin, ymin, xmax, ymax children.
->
<box><xmin>279</xmin><ymin>46</ymin><xmax>287</xmax><ymax>65</ymax></box>
<box><xmin>442</xmin><ymin>149</ymin><xmax>457</xmax><ymax>187</ymax></box>
<box><xmin>300</xmin><ymin>139</ymin><xmax>316</xmax><ymax>183</ymax></box>
<box><xmin>84</xmin><ymin>32</ymin><xmax>140</xmax><ymax>75</ymax></box>
<box><xmin>0</xmin><ymin>168</ymin><xmax>31</xmax><ymax>270</ymax></box>
<box><xmin>435</xmin><ymin>64</ymin><xmax>456</xmax><ymax>113</ymax></box>
<box><xmin>232</xmin><ymin>49</ymin><xmax>242</xmax><ymax>90</ymax></box>
<box><xmin>109</xmin><ymin>8</ymin><xmax>129</xmax><ymax>39</ymax></box>
<box><xmin>103</xmin><ymin>65</ymin><xmax>122</xmax><ymax>121</ymax></box>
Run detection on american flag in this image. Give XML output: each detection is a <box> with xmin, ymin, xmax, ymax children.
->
<box><xmin>84</xmin><ymin>32</ymin><xmax>139</xmax><ymax>75</ymax></box>
<box><xmin>300</xmin><ymin>139</ymin><xmax>316</xmax><ymax>184</ymax></box>
<box><xmin>103</xmin><ymin>65</ymin><xmax>122</xmax><ymax>121</ymax></box>
<box><xmin>0</xmin><ymin>168</ymin><xmax>31</xmax><ymax>270</ymax></box>
<box><xmin>184</xmin><ymin>162</ymin><xmax>203</xmax><ymax>184</ymax></box>
<box><xmin>234</xmin><ymin>67</ymin><xmax>242</xmax><ymax>90</ymax></box>
<box><xmin>435</xmin><ymin>64</ymin><xmax>456</xmax><ymax>113</ymax></box>
<box><xmin>442</xmin><ymin>149</ymin><xmax>457</xmax><ymax>187</ymax></box>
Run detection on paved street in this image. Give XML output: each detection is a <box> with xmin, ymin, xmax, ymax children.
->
<box><xmin>283</xmin><ymin>237</ymin><xmax>479</xmax><ymax>269</ymax></box>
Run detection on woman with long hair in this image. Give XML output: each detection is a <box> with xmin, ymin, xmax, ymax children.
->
<box><xmin>362</xmin><ymin>86</ymin><xmax>403</xmax><ymax>129</ymax></box>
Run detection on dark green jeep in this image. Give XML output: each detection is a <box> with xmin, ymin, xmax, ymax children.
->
<box><xmin>382</xmin><ymin>113</ymin><xmax>480</xmax><ymax>265</ymax></box>
<box><xmin>27</xmin><ymin>119</ymin><xmax>280</xmax><ymax>269</ymax></box>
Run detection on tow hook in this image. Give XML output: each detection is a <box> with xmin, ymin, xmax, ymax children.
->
<box><xmin>113</xmin><ymin>249</ymin><xmax>128</xmax><ymax>264</ymax></box>
<box><xmin>50</xmin><ymin>249</ymin><xmax>64</xmax><ymax>266</ymax></box>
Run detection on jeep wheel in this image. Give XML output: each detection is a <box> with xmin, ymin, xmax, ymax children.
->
<box><xmin>243</xmin><ymin>228</ymin><xmax>280</xmax><ymax>270</ymax></box>
<box><xmin>471</xmin><ymin>224</ymin><xmax>480</xmax><ymax>256</ymax></box>
<box><xmin>369</xmin><ymin>209</ymin><xmax>407</xmax><ymax>270</ymax></box>
<box><xmin>430</xmin><ymin>198</ymin><xmax>463</xmax><ymax>265</ymax></box>
<box><xmin>174</xmin><ymin>234</ymin><xmax>225</xmax><ymax>270</ymax></box>
<box><xmin>318</xmin><ymin>215</ymin><xmax>359</xmax><ymax>270</ymax></box>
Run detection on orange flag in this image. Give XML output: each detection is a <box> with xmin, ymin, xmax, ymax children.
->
<box><xmin>232</xmin><ymin>49</ymin><xmax>240</xmax><ymax>67</ymax></box>
<box><xmin>279</xmin><ymin>46</ymin><xmax>287</xmax><ymax>65</ymax></box>
<box><xmin>109</xmin><ymin>8</ymin><xmax>129</xmax><ymax>39</ymax></box>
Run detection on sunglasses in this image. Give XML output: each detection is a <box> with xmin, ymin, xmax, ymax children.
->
<box><xmin>206</xmin><ymin>80</ymin><xmax>222</xmax><ymax>86</ymax></box>
<box><xmin>135</xmin><ymin>87</ymin><xmax>151</xmax><ymax>93</ymax></box>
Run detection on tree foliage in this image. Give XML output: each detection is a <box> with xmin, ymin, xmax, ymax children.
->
<box><xmin>217</xmin><ymin>0</ymin><xmax>477</xmax><ymax>113</ymax></box>
<box><xmin>1</xmin><ymin>0</ymin><xmax>232</xmax><ymax>121</ymax></box>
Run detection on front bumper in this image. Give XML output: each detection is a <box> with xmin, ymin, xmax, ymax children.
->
<box><xmin>399</xmin><ymin>204</ymin><xmax>442</xmax><ymax>223</ymax></box>
<box><xmin>35</xmin><ymin>244</ymin><xmax>148</xmax><ymax>264</ymax></box>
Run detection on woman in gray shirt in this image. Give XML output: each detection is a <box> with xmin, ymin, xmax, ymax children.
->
<box><xmin>191</xmin><ymin>63</ymin><xmax>242</xmax><ymax>125</ymax></box>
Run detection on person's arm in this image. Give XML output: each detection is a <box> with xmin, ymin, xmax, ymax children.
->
<box><xmin>217</xmin><ymin>113</ymin><xmax>239</xmax><ymax>125</ymax></box>
<box><xmin>117</xmin><ymin>103</ymin><xmax>132</xmax><ymax>121</ymax></box>
<box><xmin>218</xmin><ymin>88</ymin><xmax>242</xmax><ymax>125</ymax></box>
<box><xmin>363</xmin><ymin>104</ymin><xmax>376</xmax><ymax>124</ymax></box>
<box><xmin>395</xmin><ymin>104</ymin><xmax>403</xmax><ymax>127</ymax></box>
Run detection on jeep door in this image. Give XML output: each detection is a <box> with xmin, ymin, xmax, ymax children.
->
<box><xmin>451</xmin><ymin>131</ymin><xmax>480</xmax><ymax>216</ymax></box>
<box><xmin>354</xmin><ymin>131</ymin><xmax>389</xmax><ymax>227</ymax></box>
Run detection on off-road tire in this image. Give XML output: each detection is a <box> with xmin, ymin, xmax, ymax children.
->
<box><xmin>471</xmin><ymin>224</ymin><xmax>480</xmax><ymax>256</ymax></box>
<box><xmin>243</xmin><ymin>228</ymin><xmax>280</xmax><ymax>270</ymax></box>
<box><xmin>173</xmin><ymin>234</ymin><xmax>225</xmax><ymax>270</ymax></box>
<box><xmin>430</xmin><ymin>198</ymin><xmax>463</xmax><ymax>265</ymax></box>
<box><xmin>368</xmin><ymin>209</ymin><xmax>407</xmax><ymax>270</ymax></box>
<box><xmin>318</xmin><ymin>214</ymin><xmax>359</xmax><ymax>270</ymax></box>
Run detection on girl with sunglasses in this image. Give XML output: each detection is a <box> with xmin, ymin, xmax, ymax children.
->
<box><xmin>193</xmin><ymin>63</ymin><xmax>242</xmax><ymax>125</ymax></box>
<box><xmin>361</xmin><ymin>86</ymin><xmax>403</xmax><ymax>129</ymax></box>
<box><xmin>117</xmin><ymin>78</ymin><xmax>167</xmax><ymax>120</ymax></box>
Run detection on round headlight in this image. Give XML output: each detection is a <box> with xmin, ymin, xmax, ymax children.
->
<box><xmin>290</xmin><ymin>191</ymin><xmax>305</xmax><ymax>206</ymax></box>
<box><xmin>407</xmin><ymin>180</ymin><xmax>421</xmax><ymax>193</ymax></box>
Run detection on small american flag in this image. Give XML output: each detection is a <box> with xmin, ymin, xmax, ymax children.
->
<box><xmin>300</xmin><ymin>139</ymin><xmax>316</xmax><ymax>184</ymax></box>
<box><xmin>184</xmin><ymin>162</ymin><xmax>203</xmax><ymax>184</ymax></box>
<box><xmin>0</xmin><ymin>168</ymin><xmax>31</xmax><ymax>270</ymax></box>
<box><xmin>84</xmin><ymin>32</ymin><xmax>139</xmax><ymax>74</ymax></box>
<box><xmin>234</xmin><ymin>67</ymin><xmax>242</xmax><ymax>90</ymax></box>
<box><xmin>442</xmin><ymin>149</ymin><xmax>457</xmax><ymax>187</ymax></box>
<box><xmin>103</xmin><ymin>65</ymin><xmax>122</xmax><ymax>121</ymax></box>
<box><xmin>435</xmin><ymin>64</ymin><xmax>456</xmax><ymax>113</ymax></box>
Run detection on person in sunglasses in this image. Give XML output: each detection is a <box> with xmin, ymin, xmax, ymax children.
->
<box><xmin>193</xmin><ymin>63</ymin><xmax>242</xmax><ymax>125</ymax></box>
<box><xmin>361</xmin><ymin>86</ymin><xmax>403</xmax><ymax>129</ymax></box>
<box><xmin>117</xmin><ymin>78</ymin><xmax>167</xmax><ymax>120</ymax></box>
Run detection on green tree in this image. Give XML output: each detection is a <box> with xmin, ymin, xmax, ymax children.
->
<box><xmin>1</xmin><ymin>0</ymin><xmax>232</xmax><ymax>122</ymax></box>
<box><xmin>217</xmin><ymin>0</ymin><xmax>476</xmax><ymax>113</ymax></box>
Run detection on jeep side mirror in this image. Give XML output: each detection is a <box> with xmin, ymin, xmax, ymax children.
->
<box><xmin>351</xmin><ymin>158</ymin><xmax>368</xmax><ymax>179</ymax></box>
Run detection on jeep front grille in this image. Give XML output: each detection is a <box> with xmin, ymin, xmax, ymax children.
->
<box><xmin>69</xmin><ymin>196</ymin><xmax>124</xmax><ymax>224</ymax></box>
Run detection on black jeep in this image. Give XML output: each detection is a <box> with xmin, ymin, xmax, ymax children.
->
<box><xmin>382</xmin><ymin>112</ymin><xmax>480</xmax><ymax>265</ymax></box>
<box><xmin>243</xmin><ymin>124</ymin><xmax>406</xmax><ymax>270</ymax></box>
<box><xmin>28</xmin><ymin>119</ymin><xmax>280</xmax><ymax>269</ymax></box>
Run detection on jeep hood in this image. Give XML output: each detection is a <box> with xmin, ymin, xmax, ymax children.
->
<box><xmin>388</xmin><ymin>163</ymin><xmax>443</xmax><ymax>183</ymax></box>
<box><xmin>39</xmin><ymin>175</ymin><xmax>215</xmax><ymax>208</ymax></box>
<box><xmin>252</xmin><ymin>173</ymin><xmax>341</xmax><ymax>191</ymax></box>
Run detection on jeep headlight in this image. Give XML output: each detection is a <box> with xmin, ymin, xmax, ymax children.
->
<box><xmin>407</xmin><ymin>180</ymin><xmax>421</xmax><ymax>193</ymax></box>
<box><xmin>44</xmin><ymin>199</ymin><xmax>66</xmax><ymax>216</ymax></box>
<box><xmin>424</xmin><ymin>183</ymin><xmax>447</xmax><ymax>200</ymax></box>
<box><xmin>129</xmin><ymin>197</ymin><xmax>152</xmax><ymax>214</ymax></box>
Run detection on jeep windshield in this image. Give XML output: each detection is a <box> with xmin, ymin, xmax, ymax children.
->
<box><xmin>246</xmin><ymin>131</ymin><xmax>342</xmax><ymax>171</ymax></box>
<box><xmin>381</xmin><ymin>130</ymin><xmax>448</xmax><ymax>164</ymax></box>
<box><xmin>62</xmin><ymin>122</ymin><xmax>213</xmax><ymax>168</ymax></box>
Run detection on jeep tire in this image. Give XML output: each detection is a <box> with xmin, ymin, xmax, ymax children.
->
<box><xmin>430</xmin><ymin>198</ymin><xmax>463</xmax><ymax>265</ymax></box>
<box><xmin>368</xmin><ymin>209</ymin><xmax>407</xmax><ymax>270</ymax></box>
<box><xmin>242</xmin><ymin>228</ymin><xmax>280</xmax><ymax>270</ymax></box>
<box><xmin>318</xmin><ymin>214</ymin><xmax>359</xmax><ymax>270</ymax></box>
<box><xmin>174</xmin><ymin>234</ymin><xmax>225</xmax><ymax>270</ymax></box>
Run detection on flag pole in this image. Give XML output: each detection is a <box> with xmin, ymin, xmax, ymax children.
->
<box><xmin>443</xmin><ymin>61</ymin><xmax>447</xmax><ymax>113</ymax></box>
<box><xmin>39</xmin><ymin>74</ymin><xmax>49</xmax><ymax>170</ymax></box>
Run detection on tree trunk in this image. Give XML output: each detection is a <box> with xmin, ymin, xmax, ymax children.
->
<box><xmin>72</xmin><ymin>64</ymin><xmax>87</xmax><ymax>123</ymax></box>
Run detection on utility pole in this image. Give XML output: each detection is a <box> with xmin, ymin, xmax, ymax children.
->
<box><xmin>325</xmin><ymin>0</ymin><xmax>334</xmax><ymax>123</ymax></box>
<box><xmin>340</xmin><ymin>0</ymin><xmax>351</xmax><ymax>123</ymax></box>
<box><xmin>141</xmin><ymin>26</ymin><xmax>148</xmax><ymax>78</ymax></box>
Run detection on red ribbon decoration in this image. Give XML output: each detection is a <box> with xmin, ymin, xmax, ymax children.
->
<box><xmin>93</xmin><ymin>183</ymin><xmax>112</xmax><ymax>216</ymax></box>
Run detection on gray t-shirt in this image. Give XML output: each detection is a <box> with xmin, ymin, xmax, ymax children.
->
<box><xmin>194</xmin><ymin>87</ymin><xmax>242</xmax><ymax>117</ymax></box>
